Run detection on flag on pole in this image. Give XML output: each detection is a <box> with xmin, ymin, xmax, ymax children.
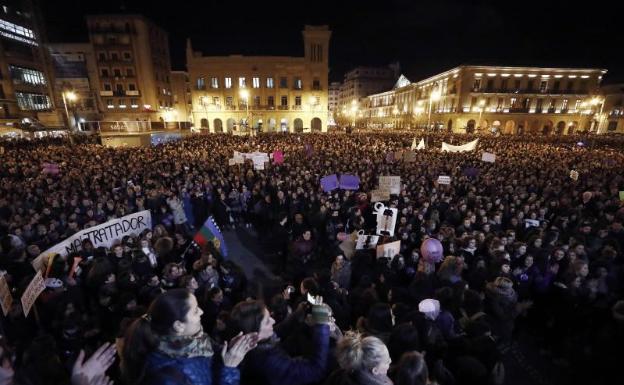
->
<box><xmin>411</xmin><ymin>138</ymin><xmax>425</xmax><ymax>150</ymax></box>
<box><xmin>411</xmin><ymin>138</ymin><xmax>417</xmax><ymax>150</ymax></box>
<box><xmin>193</xmin><ymin>216</ymin><xmax>228</xmax><ymax>257</ymax></box>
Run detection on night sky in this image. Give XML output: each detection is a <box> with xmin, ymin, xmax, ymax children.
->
<box><xmin>38</xmin><ymin>0</ymin><xmax>624</xmax><ymax>83</ymax></box>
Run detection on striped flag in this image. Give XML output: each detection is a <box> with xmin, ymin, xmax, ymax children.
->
<box><xmin>193</xmin><ymin>216</ymin><xmax>228</xmax><ymax>257</ymax></box>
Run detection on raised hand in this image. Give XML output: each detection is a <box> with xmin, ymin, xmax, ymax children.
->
<box><xmin>71</xmin><ymin>342</ymin><xmax>116</xmax><ymax>385</ymax></box>
<box><xmin>221</xmin><ymin>332</ymin><xmax>259</xmax><ymax>368</ymax></box>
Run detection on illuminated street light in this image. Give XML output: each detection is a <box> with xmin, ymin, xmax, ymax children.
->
<box><xmin>478</xmin><ymin>99</ymin><xmax>486</xmax><ymax>131</ymax></box>
<box><xmin>62</xmin><ymin>90</ymin><xmax>78</xmax><ymax>131</ymax></box>
<box><xmin>427</xmin><ymin>88</ymin><xmax>441</xmax><ymax>131</ymax></box>
<box><xmin>239</xmin><ymin>89</ymin><xmax>250</xmax><ymax>135</ymax></box>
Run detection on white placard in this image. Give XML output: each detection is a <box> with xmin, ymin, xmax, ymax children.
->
<box><xmin>32</xmin><ymin>210</ymin><xmax>152</xmax><ymax>271</ymax></box>
<box><xmin>441</xmin><ymin>139</ymin><xmax>478</xmax><ymax>152</ymax></box>
<box><xmin>228</xmin><ymin>158</ymin><xmax>236</xmax><ymax>166</ymax></box>
<box><xmin>374</xmin><ymin>202</ymin><xmax>398</xmax><ymax>237</ymax></box>
<box><xmin>482</xmin><ymin>152</ymin><xmax>496</xmax><ymax>163</ymax></box>
<box><xmin>376</xmin><ymin>240</ymin><xmax>401</xmax><ymax>259</ymax></box>
<box><xmin>437</xmin><ymin>176</ymin><xmax>451</xmax><ymax>185</ymax></box>
<box><xmin>0</xmin><ymin>275</ymin><xmax>12</xmax><ymax>316</ymax></box>
<box><xmin>253</xmin><ymin>156</ymin><xmax>265</xmax><ymax>170</ymax></box>
<box><xmin>569</xmin><ymin>170</ymin><xmax>579</xmax><ymax>181</ymax></box>
<box><xmin>356</xmin><ymin>234</ymin><xmax>380</xmax><ymax>250</ymax></box>
<box><xmin>524</xmin><ymin>219</ymin><xmax>540</xmax><ymax>228</ymax></box>
<box><xmin>21</xmin><ymin>271</ymin><xmax>45</xmax><ymax>317</ymax></box>
<box><xmin>371</xmin><ymin>189</ymin><xmax>391</xmax><ymax>203</ymax></box>
<box><xmin>379</xmin><ymin>176</ymin><xmax>401</xmax><ymax>195</ymax></box>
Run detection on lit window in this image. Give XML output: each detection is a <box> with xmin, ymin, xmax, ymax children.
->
<box><xmin>225</xmin><ymin>77</ymin><xmax>232</xmax><ymax>89</ymax></box>
<box><xmin>196</xmin><ymin>77</ymin><xmax>205</xmax><ymax>90</ymax></box>
<box><xmin>239</xmin><ymin>77</ymin><xmax>246</xmax><ymax>88</ymax></box>
<box><xmin>266</xmin><ymin>77</ymin><xmax>274</xmax><ymax>88</ymax></box>
<box><xmin>211</xmin><ymin>77</ymin><xmax>218</xmax><ymax>88</ymax></box>
<box><xmin>9</xmin><ymin>65</ymin><xmax>46</xmax><ymax>85</ymax></box>
<box><xmin>253</xmin><ymin>77</ymin><xmax>260</xmax><ymax>88</ymax></box>
<box><xmin>294</xmin><ymin>78</ymin><xmax>302</xmax><ymax>89</ymax></box>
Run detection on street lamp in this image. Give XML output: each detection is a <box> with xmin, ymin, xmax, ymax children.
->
<box><xmin>239</xmin><ymin>89</ymin><xmax>250</xmax><ymax>135</ymax></box>
<box><xmin>590</xmin><ymin>96</ymin><xmax>604</xmax><ymax>133</ymax></box>
<box><xmin>427</xmin><ymin>88</ymin><xmax>441</xmax><ymax>131</ymax></box>
<box><xmin>62</xmin><ymin>90</ymin><xmax>78</xmax><ymax>131</ymax></box>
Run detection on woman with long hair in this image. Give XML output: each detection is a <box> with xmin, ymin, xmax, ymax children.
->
<box><xmin>121</xmin><ymin>288</ymin><xmax>257</xmax><ymax>385</ymax></box>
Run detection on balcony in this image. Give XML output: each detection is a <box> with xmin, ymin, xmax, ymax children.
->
<box><xmin>508</xmin><ymin>108</ymin><xmax>530</xmax><ymax>113</ymax></box>
<box><xmin>126</xmin><ymin>90</ymin><xmax>140</xmax><ymax>96</ymax></box>
<box><xmin>100</xmin><ymin>90</ymin><xmax>113</xmax><ymax>96</ymax></box>
<box><xmin>278</xmin><ymin>105</ymin><xmax>289</xmax><ymax>110</ymax></box>
<box><xmin>291</xmin><ymin>105</ymin><xmax>302</xmax><ymax>110</ymax></box>
<box><xmin>225</xmin><ymin>105</ymin><xmax>236</xmax><ymax>110</ymax></box>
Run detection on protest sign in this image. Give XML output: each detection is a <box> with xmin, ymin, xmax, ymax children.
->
<box><xmin>437</xmin><ymin>176</ymin><xmax>451</xmax><ymax>185</ymax></box>
<box><xmin>0</xmin><ymin>275</ymin><xmax>12</xmax><ymax>316</ymax></box>
<box><xmin>620</xmin><ymin>191</ymin><xmax>624</xmax><ymax>201</ymax></box>
<box><xmin>570</xmin><ymin>170</ymin><xmax>579</xmax><ymax>181</ymax></box>
<box><xmin>21</xmin><ymin>271</ymin><xmax>45</xmax><ymax>317</ymax></box>
<box><xmin>253</xmin><ymin>156</ymin><xmax>266</xmax><ymax>170</ymax></box>
<box><xmin>481</xmin><ymin>152</ymin><xmax>496</xmax><ymax>163</ymax></box>
<box><xmin>339</xmin><ymin>174</ymin><xmax>360</xmax><ymax>190</ymax></box>
<box><xmin>371</xmin><ymin>189</ymin><xmax>391</xmax><ymax>202</ymax></box>
<box><xmin>379</xmin><ymin>176</ymin><xmax>401</xmax><ymax>195</ymax></box>
<box><xmin>356</xmin><ymin>232</ymin><xmax>380</xmax><ymax>250</ymax></box>
<box><xmin>374</xmin><ymin>202</ymin><xmax>398</xmax><ymax>237</ymax></box>
<box><xmin>32</xmin><ymin>210</ymin><xmax>152</xmax><ymax>271</ymax></box>
<box><xmin>376</xmin><ymin>240</ymin><xmax>401</xmax><ymax>259</ymax></box>
<box><xmin>524</xmin><ymin>219</ymin><xmax>540</xmax><ymax>228</ymax></box>
<box><xmin>233</xmin><ymin>152</ymin><xmax>244</xmax><ymax>164</ymax></box>
<box><xmin>321</xmin><ymin>174</ymin><xmax>339</xmax><ymax>192</ymax></box>
<box><xmin>273</xmin><ymin>150</ymin><xmax>284</xmax><ymax>164</ymax></box>
<box><xmin>228</xmin><ymin>158</ymin><xmax>236</xmax><ymax>166</ymax></box>
<box><xmin>462</xmin><ymin>167</ymin><xmax>480</xmax><ymax>178</ymax></box>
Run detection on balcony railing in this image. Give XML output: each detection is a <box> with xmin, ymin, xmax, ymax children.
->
<box><xmin>225</xmin><ymin>105</ymin><xmax>236</xmax><ymax>110</ymax></box>
<box><xmin>126</xmin><ymin>90</ymin><xmax>140</xmax><ymax>96</ymax></box>
<box><xmin>100</xmin><ymin>90</ymin><xmax>113</xmax><ymax>96</ymax></box>
<box><xmin>291</xmin><ymin>105</ymin><xmax>302</xmax><ymax>110</ymax></box>
<box><xmin>278</xmin><ymin>105</ymin><xmax>289</xmax><ymax>110</ymax></box>
<box><xmin>508</xmin><ymin>108</ymin><xmax>530</xmax><ymax>113</ymax></box>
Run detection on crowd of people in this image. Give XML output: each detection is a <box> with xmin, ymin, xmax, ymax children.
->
<box><xmin>0</xmin><ymin>132</ymin><xmax>623</xmax><ymax>385</ymax></box>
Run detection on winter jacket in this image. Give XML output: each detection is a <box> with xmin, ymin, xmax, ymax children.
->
<box><xmin>241</xmin><ymin>324</ymin><xmax>330</xmax><ymax>385</ymax></box>
<box><xmin>145</xmin><ymin>351</ymin><xmax>239</xmax><ymax>385</ymax></box>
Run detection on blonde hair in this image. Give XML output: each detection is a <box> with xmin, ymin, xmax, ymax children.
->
<box><xmin>336</xmin><ymin>331</ymin><xmax>388</xmax><ymax>372</ymax></box>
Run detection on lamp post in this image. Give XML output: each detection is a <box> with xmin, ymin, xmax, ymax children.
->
<box><xmin>239</xmin><ymin>89</ymin><xmax>250</xmax><ymax>135</ymax></box>
<box><xmin>477</xmin><ymin>99</ymin><xmax>486</xmax><ymax>132</ymax></box>
<box><xmin>427</xmin><ymin>88</ymin><xmax>441</xmax><ymax>131</ymax></box>
<box><xmin>62</xmin><ymin>90</ymin><xmax>78</xmax><ymax>131</ymax></box>
<box><xmin>589</xmin><ymin>96</ymin><xmax>605</xmax><ymax>134</ymax></box>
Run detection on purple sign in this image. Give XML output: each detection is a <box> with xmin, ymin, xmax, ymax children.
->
<box><xmin>321</xmin><ymin>174</ymin><xmax>339</xmax><ymax>192</ymax></box>
<box><xmin>339</xmin><ymin>174</ymin><xmax>360</xmax><ymax>190</ymax></box>
<box><xmin>462</xmin><ymin>167</ymin><xmax>480</xmax><ymax>178</ymax></box>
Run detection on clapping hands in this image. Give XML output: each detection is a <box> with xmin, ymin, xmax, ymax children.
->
<box><xmin>71</xmin><ymin>342</ymin><xmax>116</xmax><ymax>385</ymax></box>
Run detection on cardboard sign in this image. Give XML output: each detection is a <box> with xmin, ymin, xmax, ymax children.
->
<box><xmin>228</xmin><ymin>158</ymin><xmax>236</xmax><ymax>166</ymax></box>
<box><xmin>481</xmin><ymin>152</ymin><xmax>496</xmax><ymax>163</ymax></box>
<box><xmin>0</xmin><ymin>275</ymin><xmax>12</xmax><ymax>316</ymax></box>
<box><xmin>620</xmin><ymin>191</ymin><xmax>624</xmax><ymax>201</ymax></box>
<box><xmin>233</xmin><ymin>152</ymin><xmax>244</xmax><ymax>164</ymax></box>
<box><xmin>379</xmin><ymin>176</ymin><xmax>401</xmax><ymax>195</ymax></box>
<box><xmin>371</xmin><ymin>189</ymin><xmax>391</xmax><ymax>202</ymax></box>
<box><xmin>21</xmin><ymin>271</ymin><xmax>45</xmax><ymax>317</ymax></box>
<box><xmin>376</xmin><ymin>240</ymin><xmax>401</xmax><ymax>259</ymax></box>
<box><xmin>570</xmin><ymin>170</ymin><xmax>579</xmax><ymax>181</ymax></box>
<box><xmin>437</xmin><ymin>176</ymin><xmax>451</xmax><ymax>185</ymax></box>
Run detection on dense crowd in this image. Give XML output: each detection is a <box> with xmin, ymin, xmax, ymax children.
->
<box><xmin>0</xmin><ymin>132</ymin><xmax>623</xmax><ymax>385</ymax></box>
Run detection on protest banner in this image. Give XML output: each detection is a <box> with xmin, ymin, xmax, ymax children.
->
<box><xmin>376</xmin><ymin>240</ymin><xmax>401</xmax><ymax>259</ymax></box>
<box><xmin>437</xmin><ymin>176</ymin><xmax>451</xmax><ymax>185</ymax></box>
<box><xmin>620</xmin><ymin>191</ymin><xmax>624</xmax><ymax>201</ymax></box>
<box><xmin>32</xmin><ymin>210</ymin><xmax>152</xmax><ymax>271</ymax></box>
<box><xmin>339</xmin><ymin>174</ymin><xmax>360</xmax><ymax>190</ymax></box>
<box><xmin>321</xmin><ymin>174</ymin><xmax>339</xmax><ymax>192</ymax></box>
<box><xmin>481</xmin><ymin>152</ymin><xmax>496</xmax><ymax>163</ymax></box>
<box><xmin>21</xmin><ymin>271</ymin><xmax>45</xmax><ymax>317</ymax></box>
<box><xmin>463</xmin><ymin>167</ymin><xmax>480</xmax><ymax>178</ymax></box>
<box><xmin>0</xmin><ymin>275</ymin><xmax>12</xmax><ymax>316</ymax></box>
<box><xmin>379</xmin><ymin>176</ymin><xmax>401</xmax><ymax>195</ymax></box>
<box><xmin>233</xmin><ymin>152</ymin><xmax>244</xmax><ymax>164</ymax></box>
<box><xmin>441</xmin><ymin>139</ymin><xmax>478</xmax><ymax>152</ymax></box>
<box><xmin>371</xmin><ymin>189</ymin><xmax>391</xmax><ymax>203</ymax></box>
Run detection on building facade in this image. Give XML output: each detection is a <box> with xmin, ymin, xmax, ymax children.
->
<box><xmin>85</xmin><ymin>14</ymin><xmax>173</xmax><ymax>131</ymax></box>
<box><xmin>600</xmin><ymin>84</ymin><xmax>624</xmax><ymax>133</ymax></box>
<box><xmin>364</xmin><ymin>65</ymin><xmax>607</xmax><ymax>135</ymax></box>
<box><xmin>170</xmin><ymin>70</ymin><xmax>191</xmax><ymax>126</ymax></box>
<box><xmin>0</xmin><ymin>0</ymin><xmax>56</xmax><ymax>131</ymax></box>
<box><xmin>337</xmin><ymin>64</ymin><xmax>399</xmax><ymax>111</ymax></box>
<box><xmin>47</xmin><ymin>43</ymin><xmax>101</xmax><ymax>129</ymax></box>
<box><xmin>186</xmin><ymin>25</ymin><xmax>331</xmax><ymax>133</ymax></box>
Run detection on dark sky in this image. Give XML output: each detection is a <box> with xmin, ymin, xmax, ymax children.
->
<box><xmin>38</xmin><ymin>0</ymin><xmax>624</xmax><ymax>83</ymax></box>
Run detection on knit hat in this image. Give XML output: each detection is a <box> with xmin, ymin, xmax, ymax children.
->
<box><xmin>418</xmin><ymin>298</ymin><xmax>440</xmax><ymax>314</ymax></box>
